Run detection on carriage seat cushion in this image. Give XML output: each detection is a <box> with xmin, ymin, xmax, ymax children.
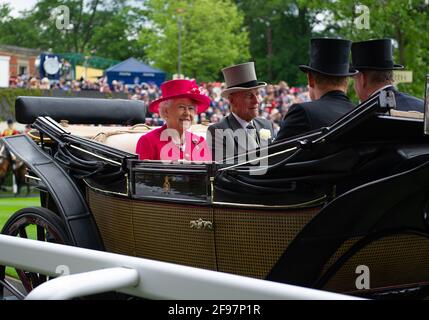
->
<box><xmin>390</xmin><ymin>109</ymin><xmax>423</xmax><ymax>119</ymax></box>
<box><xmin>103</xmin><ymin>132</ymin><xmax>146</xmax><ymax>153</ymax></box>
<box><xmin>64</xmin><ymin>123</ymin><xmax>211</xmax><ymax>154</ymax></box>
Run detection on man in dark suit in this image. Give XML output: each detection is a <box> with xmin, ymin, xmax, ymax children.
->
<box><xmin>276</xmin><ymin>38</ymin><xmax>357</xmax><ymax>141</ymax></box>
<box><xmin>351</xmin><ymin>38</ymin><xmax>424</xmax><ymax>112</ymax></box>
<box><xmin>207</xmin><ymin>62</ymin><xmax>275</xmax><ymax>163</ymax></box>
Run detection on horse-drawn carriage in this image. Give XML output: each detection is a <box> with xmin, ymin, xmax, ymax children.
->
<box><xmin>1</xmin><ymin>79</ymin><xmax>429</xmax><ymax>299</ymax></box>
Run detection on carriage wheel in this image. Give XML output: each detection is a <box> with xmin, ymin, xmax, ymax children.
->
<box><xmin>0</xmin><ymin>207</ymin><xmax>71</xmax><ymax>299</ymax></box>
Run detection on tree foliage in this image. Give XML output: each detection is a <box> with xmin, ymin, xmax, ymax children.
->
<box><xmin>238</xmin><ymin>0</ymin><xmax>429</xmax><ymax>96</ymax></box>
<box><xmin>235</xmin><ymin>0</ymin><xmax>315</xmax><ymax>85</ymax></box>
<box><xmin>0</xmin><ymin>0</ymin><xmax>427</xmax><ymax>95</ymax></box>
<box><xmin>308</xmin><ymin>0</ymin><xmax>429</xmax><ymax>98</ymax></box>
<box><xmin>140</xmin><ymin>0</ymin><xmax>250</xmax><ymax>81</ymax></box>
<box><xmin>0</xmin><ymin>0</ymin><xmax>145</xmax><ymax>60</ymax></box>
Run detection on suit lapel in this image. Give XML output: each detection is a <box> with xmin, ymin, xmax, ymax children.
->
<box><xmin>223</xmin><ymin>114</ymin><xmax>241</xmax><ymax>156</ymax></box>
<box><xmin>227</xmin><ymin>114</ymin><xmax>244</xmax><ymax>131</ymax></box>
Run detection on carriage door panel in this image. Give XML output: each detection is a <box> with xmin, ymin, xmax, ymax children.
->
<box><xmin>131</xmin><ymin>201</ymin><xmax>216</xmax><ymax>270</ymax></box>
<box><xmin>130</xmin><ymin>161</ymin><xmax>216</xmax><ymax>270</ymax></box>
<box><xmin>214</xmin><ymin>206</ymin><xmax>319</xmax><ymax>279</ymax></box>
<box><xmin>87</xmin><ymin>189</ymin><xmax>136</xmax><ymax>256</ymax></box>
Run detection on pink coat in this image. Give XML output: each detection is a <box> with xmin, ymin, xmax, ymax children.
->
<box><xmin>136</xmin><ymin>124</ymin><xmax>211</xmax><ymax>162</ymax></box>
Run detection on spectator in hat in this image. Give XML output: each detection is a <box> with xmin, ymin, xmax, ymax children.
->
<box><xmin>276</xmin><ymin>38</ymin><xmax>356</xmax><ymax>141</ymax></box>
<box><xmin>199</xmin><ymin>112</ymin><xmax>209</xmax><ymax>124</ymax></box>
<box><xmin>351</xmin><ymin>38</ymin><xmax>424</xmax><ymax>112</ymax></box>
<box><xmin>1</xmin><ymin>119</ymin><xmax>20</xmax><ymax>137</ymax></box>
<box><xmin>136</xmin><ymin>79</ymin><xmax>211</xmax><ymax>162</ymax></box>
<box><xmin>207</xmin><ymin>62</ymin><xmax>275</xmax><ymax>163</ymax></box>
<box><xmin>29</xmin><ymin>77</ymin><xmax>40</xmax><ymax>89</ymax></box>
<box><xmin>40</xmin><ymin>77</ymin><xmax>50</xmax><ymax>90</ymax></box>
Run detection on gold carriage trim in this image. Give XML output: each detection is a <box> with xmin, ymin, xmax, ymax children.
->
<box><xmin>213</xmin><ymin>194</ymin><xmax>327</xmax><ymax>209</ymax></box>
<box><xmin>83</xmin><ymin>174</ymin><xmax>129</xmax><ymax>197</ymax></box>
<box><xmin>190</xmin><ymin>218</ymin><xmax>214</xmax><ymax>230</ymax></box>
<box><xmin>163</xmin><ymin>176</ymin><xmax>171</xmax><ymax>193</ymax></box>
<box><xmin>27</xmin><ymin>130</ymin><xmax>52</xmax><ymax>143</ymax></box>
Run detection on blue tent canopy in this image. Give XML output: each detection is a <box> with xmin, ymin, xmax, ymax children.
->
<box><xmin>105</xmin><ymin>58</ymin><xmax>166</xmax><ymax>87</ymax></box>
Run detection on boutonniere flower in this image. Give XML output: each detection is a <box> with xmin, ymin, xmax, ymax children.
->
<box><xmin>259</xmin><ymin>128</ymin><xmax>272</xmax><ymax>141</ymax></box>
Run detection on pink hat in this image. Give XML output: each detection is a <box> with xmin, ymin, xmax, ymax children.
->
<box><xmin>149</xmin><ymin>79</ymin><xmax>210</xmax><ymax>114</ymax></box>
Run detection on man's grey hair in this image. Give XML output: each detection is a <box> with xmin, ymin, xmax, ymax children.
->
<box><xmin>227</xmin><ymin>91</ymin><xmax>241</xmax><ymax>113</ymax></box>
<box><xmin>362</xmin><ymin>70</ymin><xmax>394</xmax><ymax>85</ymax></box>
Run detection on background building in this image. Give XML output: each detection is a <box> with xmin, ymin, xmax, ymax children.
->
<box><xmin>0</xmin><ymin>45</ymin><xmax>41</xmax><ymax>86</ymax></box>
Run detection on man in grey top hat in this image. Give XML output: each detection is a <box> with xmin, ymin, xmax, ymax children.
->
<box><xmin>207</xmin><ymin>62</ymin><xmax>275</xmax><ymax>163</ymax></box>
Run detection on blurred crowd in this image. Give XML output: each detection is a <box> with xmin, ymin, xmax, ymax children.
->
<box><xmin>8</xmin><ymin>76</ymin><xmax>310</xmax><ymax>133</ymax></box>
<box><xmin>10</xmin><ymin>75</ymin><xmax>120</xmax><ymax>92</ymax></box>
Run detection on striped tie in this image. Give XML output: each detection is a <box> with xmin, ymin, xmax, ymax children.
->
<box><xmin>246</xmin><ymin>122</ymin><xmax>259</xmax><ymax>146</ymax></box>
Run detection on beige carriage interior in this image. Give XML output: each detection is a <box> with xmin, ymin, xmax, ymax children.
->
<box><xmin>28</xmin><ymin>122</ymin><xmax>211</xmax><ymax>155</ymax></box>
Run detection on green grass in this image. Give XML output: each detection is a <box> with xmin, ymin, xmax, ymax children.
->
<box><xmin>0</xmin><ymin>197</ymin><xmax>41</xmax><ymax>279</ymax></box>
<box><xmin>0</xmin><ymin>197</ymin><xmax>41</xmax><ymax>230</ymax></box>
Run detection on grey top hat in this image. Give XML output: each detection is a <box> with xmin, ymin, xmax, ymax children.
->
<box><xmin>221</xmin><ymin>62</ymin><xmax>267</xmax><ymax>98</ymax></box>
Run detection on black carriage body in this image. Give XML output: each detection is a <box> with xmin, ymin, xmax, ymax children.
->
<box><xmin>5</xmin><ymin>93</ymin><xmax>429</xmax><ymax>298</ymax></box>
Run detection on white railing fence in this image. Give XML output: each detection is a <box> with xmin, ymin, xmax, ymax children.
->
<box><xmin>0</xmin><ymin>234</ymin><xmax>362</xmax><ymax>300</ymax></box>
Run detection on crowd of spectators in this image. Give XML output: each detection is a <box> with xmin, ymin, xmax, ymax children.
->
<box><xmin>10</xmin><ymin>75</ymin><xmax>122</xmax><ymax>92</ymax></box>
<box><xmin>8</xmin><ymin>76</ymin><xmax>310</xmax><ymax>132</ymax></box>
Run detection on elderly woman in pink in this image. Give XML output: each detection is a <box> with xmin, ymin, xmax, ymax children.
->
<box><xmin>136</xmin><ymin>79</ymin><xmax>211</xmax><ymax>162</ymax></box>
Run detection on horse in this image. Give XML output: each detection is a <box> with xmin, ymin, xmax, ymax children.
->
<box><xmin>0</xmin><ymin>139</ymin><xmax>30</xmax><ymax>196</ymax></box>
<box><xmin>0</xmin><ymin>143</ymin><xmax>9</xmax><ymax>192</ymax></box>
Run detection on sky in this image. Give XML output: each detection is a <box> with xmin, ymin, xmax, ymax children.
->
<box><xmin>0</xmin><ymin>0</ymin><xmax>38</xmax><ymax>16</ymax></box>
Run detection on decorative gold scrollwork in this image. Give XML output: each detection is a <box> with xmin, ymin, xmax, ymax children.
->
<box><xmin>190</xmin><ymin>218</ymin><xmax>213</xmax><ymax>230</ymax></box>
<box><xmin>163</xmin><ymin>176</ymin><xmax>171</xmax><ymax>193</ymax></box>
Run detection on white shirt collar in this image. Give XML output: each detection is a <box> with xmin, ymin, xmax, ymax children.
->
<box><xmin>369</xmin><ymin>84</ymin><xmax>394</xmax><ymax>98</ymax></box>
<box><xmin>232</xmin><ymin>112</ymin><xmax>250</xmax><ymax>129</ymax></box>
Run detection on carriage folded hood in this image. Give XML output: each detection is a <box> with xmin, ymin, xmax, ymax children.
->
<box><xmin>15</xmin><ymin>96</ymin><xmax>147</xmax><ymax>125</ymax></box>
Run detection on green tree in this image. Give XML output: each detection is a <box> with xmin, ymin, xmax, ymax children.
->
<box><xmin>299</xmin><ymin>0</ymin><xmax>429</xmax><ymax>97</ymax></box>
<box><xmin>140</xmin><ymin>0</ymin><xmax>250</xmax><ymax>81</ymax></box>
<box><xmin>236</xmin><ymin>0</ymin><xmax>314</xmax><ymax>85</ymax></box>
<box><xmin>0</xmin><ymin>0</ymin><xmax>146</xmax><ymax>60</ymax></box>
<box><xmin>0</xmin><ymin>4</ymin><xmax>41</xmax><ymax>49</ymax></box>
<box><xmin>237</xmin><ymin>0</ymin><xmax>428</xmax><ymax>97</ymax></box>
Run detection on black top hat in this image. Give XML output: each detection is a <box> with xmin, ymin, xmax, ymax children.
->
<box><xmin>299</xmin><ymin>38</ymin><xmax>357</xmax><ymax>77</ymax></box>
<box><xmin>351</xmin><ymin>39</ymin><xmax>404</xmax><ymax>70</ymax></box>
